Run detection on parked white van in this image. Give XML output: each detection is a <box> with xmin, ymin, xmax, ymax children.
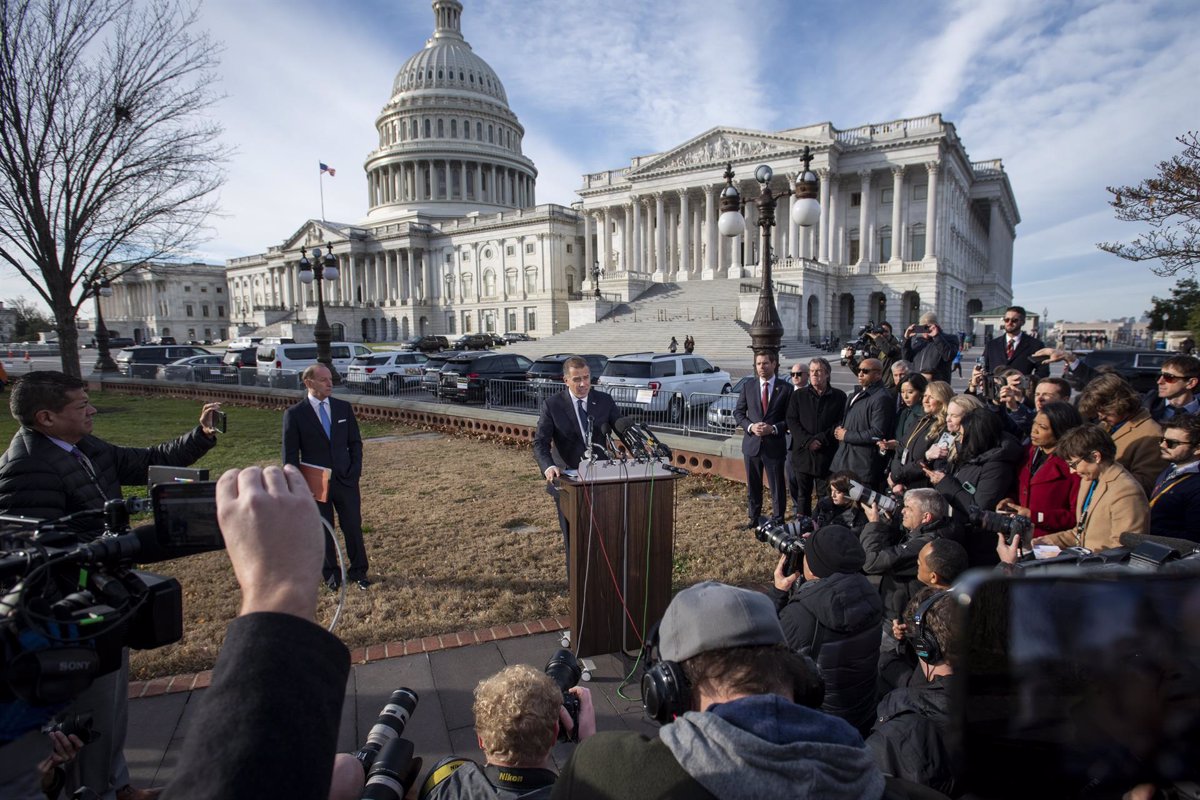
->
<box><xmin>256</xmin><ymin>341</ymin><xmax>372</xmax><ymax>387</ymax></box>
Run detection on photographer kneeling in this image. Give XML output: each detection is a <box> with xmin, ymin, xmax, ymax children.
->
<box><xmin>419</xmin><ymin>664</ymin><xmax>595</xmax><ymax>799</ymax></box>
<box><xmin>771</xmin><ymin>526</ymin><xmax>883</xmax><ymax>736</ymax></box>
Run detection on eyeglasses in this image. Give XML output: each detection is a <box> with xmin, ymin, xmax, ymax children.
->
<box><xmin>790</xmin><ymin>372</ymin><xmax>807</xmax><ymax>377</ymax></box>
<box><xmin>1158</xmin><ymin>373</ymin><xmax>1188</xmax><ymax>383</ymax></box>
<box><xmin>1160</xmin><ymin>436</ymin><xmax>1194</xmax><ymax>448</ymax></box>
<box><xmin>1065</xmin><ymin>458</ymin><xmax>1083</xmax><ymax>469</ymax></box>
<box><xmin>1002</xmin><ymin>317</ymin><xmax>1022</xmax><ymax>323</ymax></box>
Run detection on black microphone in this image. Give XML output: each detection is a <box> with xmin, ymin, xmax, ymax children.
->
<box><xmin>633</xmin><ymin>422</ymin><xmax>672</xmax><ymax>460</ymax></box>
<box><xmin>582</xmin><ymin>412</ymin><xmax>609</xmax><ymax>460</ymax></box>
<box><xmin>613</xmin><ymin>417</ymin><xmax>650</xmax><ymax>459</ymax></box>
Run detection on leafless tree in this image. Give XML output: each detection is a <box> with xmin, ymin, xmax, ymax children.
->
<box><xmin>1098</xmin><ymin>131</ymin><xmax>1200</xmax><ymax>278</ymax></box>
<box><xmin>0</xmin><ymin>0</ymin><xmax>226</xmax><ymax>376</ymax></box>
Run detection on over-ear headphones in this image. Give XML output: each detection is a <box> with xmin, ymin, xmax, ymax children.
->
<box><xmin>640</xmin><ymin>620</ymin><xmax>691</xmax><ymax>724</ymax></box>
<box><xmin>910</xmin><ymin>590</ymin><xmax>950</xmax><ymax>665</ymax></box>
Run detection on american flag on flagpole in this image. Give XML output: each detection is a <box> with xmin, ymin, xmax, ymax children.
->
<box><xmin>320</xmin><ymin>162</ymin><xmax>336</xmax><ymax>177</ymax></box>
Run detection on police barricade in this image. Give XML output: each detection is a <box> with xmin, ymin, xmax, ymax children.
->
<box><xmin>260</xmin><ymin>367</ymin><xmax>301</xmax><ymax>390</ymax></box>
<box><xmin>482</xmin><ymin>378</ymin><xmax>534</xmax><ymax>412</ymax></box>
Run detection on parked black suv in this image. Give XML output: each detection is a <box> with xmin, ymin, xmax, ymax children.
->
<box><xmin>450</xmin><ymin>333</ymin><xmax>494</xmax><ymax>351</ymax></box>
<box><xmin>114</xmin><ymin>345</ymin><xmax>211</xmax><ymax>378</ymax></box>
<box><xmin>439</xmin><ymin>352</ymin><xmax>533</xmax><ymax>402</ymax></box>
<box><xmin>401</xmin><ymin>335</ymin><xmax>449</xmax><ymax>353</ymax></box>
<box><xmin>525</xmin><ymin>353</ymin><xmax>608</xmax><ymax>403</ymax></box>
<box><xmin>1075</xmin><ymin>349</ymin><xmax>1182</xmax><ymax>394</ymax></box>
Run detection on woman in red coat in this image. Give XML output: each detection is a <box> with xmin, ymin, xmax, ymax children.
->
<box><xmin>997</xmin><ymin>401</ymin><xmax>1084</xmax><ymax>537</ymax></box>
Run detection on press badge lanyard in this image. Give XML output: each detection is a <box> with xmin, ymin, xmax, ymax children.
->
<box><xmin>1150</xmin><ymin>472</ymin><xmax>1194</xmax><ymax>507</ymax></box>
<box><xmin>1074</xmin><ymin>480</ymin><xmax>1097</xmax><ymax>546</ymax></box>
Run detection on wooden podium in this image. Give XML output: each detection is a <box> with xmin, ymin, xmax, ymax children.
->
<box><xmin>559</xmin><ymin>461</ymin><xmax>680</xmax><ymax>658</ymax></box>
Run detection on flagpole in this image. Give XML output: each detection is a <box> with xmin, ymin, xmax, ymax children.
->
<box><xmin>319</xmin><ymin>163</ymin><xmax>326</xmax><ymax>222</ymax></box>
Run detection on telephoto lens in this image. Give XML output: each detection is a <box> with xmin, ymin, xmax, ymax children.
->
<box><xmin>355</xmin><ymin>687</ymin><xmax>419</xmax><ymax>772</ymax></box>
<box><xmin>755</xmin><ymin>519</ymin><xmax>808</xmax><ymax>577</ymax></box>
<box><xmin>361</xmin><ymin>737</ymin><xmax>420</xmax><ymax>800</ymax></box>
<box><xmin>545</xmin><ymin>649</ymin><xmax>582</xmax><ymax>741</ymax></box>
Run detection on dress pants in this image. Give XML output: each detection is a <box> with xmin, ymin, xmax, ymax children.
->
<box><xmin>318</xmin><ymin>481</ymin><xmax>368</xmax><ymax>583</ymax></box>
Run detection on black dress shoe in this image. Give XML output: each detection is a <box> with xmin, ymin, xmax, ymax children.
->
<box><xmin>741</xmin><ymin>520</ymin><xmax>759</xmax><ymax>530</ymax></box>
<box><xmin>324</xmin><ymin>577</ymin><xmax>341</xmax><ymax>592</ymax></box>
<box><xmin>356</xmin><ymin>579</ymin><xmax>372</xmax><ymax>591</ymax></box>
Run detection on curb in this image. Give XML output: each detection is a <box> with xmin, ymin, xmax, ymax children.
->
<box><xmin>128</xmin><ymin>615</ymin><xmax>572</xmax><ymax>700</ymax></box>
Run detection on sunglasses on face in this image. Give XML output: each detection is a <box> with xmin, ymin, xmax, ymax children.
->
<box><xmin>857</xmin><ymin>369</ymin><xmax>879</xmax><ymax>375</ymax></box>
<box><xmin>790</xmin><ymin>372</ymin><xmax>807</xmax><ymax>377</ymax></box>
<box><xmin>1160</xmin><ymin>436</ymin><xmax>1195</xmax><ymax>448</ymax></box>
<box><xmin>1002</xmin><ymin>317</ymin><xmax>1022</xmax><ymax>323</ymax></box>
<box><xmin>1158</xmin><ymin>373</ymin><xmax>1189</xmax><ymax>383</ymax></box>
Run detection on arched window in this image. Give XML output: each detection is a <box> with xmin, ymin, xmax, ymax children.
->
<box><xmin>524</xmin><ymin>267</ymin><xmax>537</xmax><ymax>295</ymax></box>
<box><xmin>437</xmin><ymin>118</ymin><xmax>444</xmax><ymax>137</ymax></box>
<box><xmin>450</xmin><ymin>119</ymin><xmax>457</xmax><ymax>138</ymax></box>
<box><xmin>482</xmin><ymin>269</ymin><xmax>496</xmax><ymax>297</ymax></box>
<box><xmin>476</xmin><ymin>121</ymin><xmax>482</xmax><ymax>140</ymax></box>
<box><xmin>461</xmin><ymin>272</ymin><xmax>473</xmax><ymax>297</ymax></box>
<box><xmin>505</xmin><ymin>268</ymin><xmax>518</xmax><ymax>296</ymax></box>
<box><xmin>463</xmin><ymin>119</ymin><xmax>470</xmax><ymax>139</ymax></box>
<box><xmin>411</xmin><ymin>119</ymin><xmax>418</xmax><ymax>139</ymax></box>
<box><xmin>424</xmin><ymin>119</ymin><xmax>431</xmax><ymax>138</ymax></box>
<box><xmin>444</xmin><ymin>274</ymin><xmax>454</xmax><ymax>299</ymax></box>
<box><xmin>488</xmin><ymin>124</ymin><xmax>494</xmax><ymax>143</ymax></box>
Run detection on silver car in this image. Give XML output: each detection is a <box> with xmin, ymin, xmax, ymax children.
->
<box><xmin>706</xmin><ymin>376</ymin><xmax>752</xmax><ymax>430</ymax></box>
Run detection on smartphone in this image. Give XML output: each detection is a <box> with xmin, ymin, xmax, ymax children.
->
<box><xmin>956</xmin><ymin>571</ymin><xmax>1200</xmax><ymax>797</ymax></box>
<box><xmin>151</xmin><ymin>480</ymin><xmax>224</xmax><ymax>556</ymax></box>
<box><xmin>208</xmin><ymin>409</ymin><xmax>227</xmax><ymax>434</ymax></box>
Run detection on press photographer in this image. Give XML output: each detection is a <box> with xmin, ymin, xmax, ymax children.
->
<box><xmin>0</xmin><ymin>371</ymin><xmax>220</xmax><ymax>800</ymax></box>
<box><xmin>901</xmin><ymin>313</ymin><xmax>958</xmax><ymax>383</ymax></box>
<box><xmin>419</xmin><ymin>658</ymin><xmax>595</xmax><ymax>799</ymax></box>
<box><xmin>769</xmin><ymin>524</ymin><xmax>882</xmax><ymax>735</ymax></box>
<box><xmin>842</xmin><ymin>322</ymin><xmax>902</xmax><ymax>387</ymax></box>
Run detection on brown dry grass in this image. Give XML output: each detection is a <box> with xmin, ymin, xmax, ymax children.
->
<box><xmin>129</xmin><ymin>427</ymin><xmax>772</xmax><ymax>680</ymax></box>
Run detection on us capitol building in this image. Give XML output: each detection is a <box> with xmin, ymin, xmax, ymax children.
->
<box><xmin>104</xmin><ymin>0</ymin><xmax>1018</xmax><ymax>345</ymax></box>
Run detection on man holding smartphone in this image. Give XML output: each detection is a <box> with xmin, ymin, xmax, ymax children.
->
<box><xmin>902</xmin><ymin>312</ymin><xmax>958</xmax><ymax>383</ymax></box>
<box><xmin>0</xmin><ymin>371</ymin><xmax>220</xmax><ymax>800</ymax></box>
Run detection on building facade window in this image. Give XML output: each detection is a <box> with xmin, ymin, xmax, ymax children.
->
<box><xmin>880</xmin><ymin>188</ymin><xmax>893</xmax><ymax>204</ymax></box>
<box><xmin>912</xmin><ymin>183</ymin><xmax>927</xmax><ymax>201</ymax></box>
<box><xmin>506</xmin><ymin>245</ymin><xmax>515</xmax><ymax>256</ymax></box>
<box><xmin>483</xmin><ymin>269</ymin><xmax>496</xmax><ymax>296</ymax></box>
<box><xmin>525</xmin><ymin>307</ymin><xmax>536</xmax><ymax>331</ymax></box>
<box><xmin>848</xmin><ymin>238</ymin><xmax>860</xmax><ymax>263</ymax></box>
<box><xmin>185</xmin><ymin>304</ymin><xmax>194</xmax><ymax>316</ymax></box>
<box><xmin>910</xmin><ymin>227</ymin><xmax>926</xmax><ymax>260</ymax></box>
<box><xmin>879</xmin><ymin>233</ymin><xmax>892</xmax><ymax>261</ymax></box>
<box><xmin>217</xmin><ymin>305</ymin><xmax>225</xmax><ymax>317</ymax></box>
<box><xmin>850</xmin><ymin>192</ymin><xmax>861</xmax><ymax>207</ymax></box>
<box><xmin>524</xmin><ymin>242</ymin><xmax>535</xmax><ymax>254</ymax></box>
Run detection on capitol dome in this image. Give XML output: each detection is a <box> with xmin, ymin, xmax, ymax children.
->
<box><xmin>364</xmin><ymin>0</ymin><xmax>537</xmax><ymax>221</ymax></box>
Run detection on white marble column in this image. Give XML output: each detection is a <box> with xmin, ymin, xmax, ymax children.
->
<box><xmin>618</xmin><ymin>206</ymin><xmax>628</xmax><ymax>272</ymax></box>
<box><xmin>653</xmin><ymin>193</ymin><xmax>666</xmax><ymax>280</ymax></box>
<box><xmin>677</xmin><ymin>190</ymin><xmax>691</xmax><ymax>281</ymax></box>
<box><xmin>582</xmin><ymin>213</ymin><xmax>594</xmax><ymax>289</ymax></box>
<box><xmin>703</xmin><ymin>185</ymin><xmax>717</xmax><ymax>279</ymax></box>
<box><xmin>925</xmin><ymin>162</ymin><xmax>939</xmax><ymax>259</ymax></box>
<box><xmin>890</xmin><ymin>166</ymin><xmax>904</xmax><ymax>262</ymax></box>
<box><xmin>631</xmin><ymin>197</ymin><xmax>642</xmax><ymax>273</ymax></box>
<box><xmin>601</xmin><ymin>208</ymin><xmax>612</xmax><ymax>274</ymax></box>
<box><xmin>858</xmin><ymin>170</ymin><xmax>872</xmax><ymax>265</ymax></box>
<box><xmin>818</xmin><ymin>169</ymin><xmax>831</xmax><ymax>262</ymax></box>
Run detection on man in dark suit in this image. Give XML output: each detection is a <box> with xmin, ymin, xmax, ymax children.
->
<box><xmin>981</xmin><ymin>305</ymin><xmax>1047</xmax><ymax>377</ymax></box>
<box><xmin>533</xmin><ymin>356</ymin><xmax>622</xmax><ymax>566</ymax></box>
<box><xmin>734</xmin><ymin>351</ymin><xmax>791</xmax><ymax>528</ymax></box>
<box><xmin>787</xmin><ymin>357</ymin><xmax>847</xmax><ymax>517</ymax></box>
<box><xmin>830</xmin><ymin>358</ymin><xmax>896</xmax><ymax>488</ymax></box>
<box><xmin>282</xmin><ymin>363</ymin><xmax>369</xmax><ymax>591</ymax></box>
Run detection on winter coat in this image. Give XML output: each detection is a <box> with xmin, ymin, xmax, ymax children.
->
<box><xmin>868</xmin><ymin>674</ymin><xmax>959</xmax><ymax>796</ymax></box>
<box><xmin>934</xmin><ymin>433</ymin><xmax>1024</xmax><ymax>566</ymax></box>
<box><xmin>1014</xmin><ymin>446</ymin><xmax>1081</xmax><ymax>538</ymax></box>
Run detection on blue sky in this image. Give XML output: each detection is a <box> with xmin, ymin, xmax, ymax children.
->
<box><xmin>8</xmin><ymin>0</ymin><xmax>1199</xmax><ymax>323</ymax></box>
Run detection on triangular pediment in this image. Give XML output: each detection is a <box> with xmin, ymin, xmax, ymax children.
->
<box><xmin>629</xmin><ymin>128</ymin><xmax>826</xmax><ymax>176</ymax></box>
<box><xmin>279</xmin><ymin>219</ymin><xmax>352</xmax><ymax>252</ymax></box>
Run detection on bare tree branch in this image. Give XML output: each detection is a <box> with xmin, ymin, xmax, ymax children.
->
<box><xmin>0</xmin><ymin>0</ymin><xmax>227</xmax><ymax>375</ymax></box>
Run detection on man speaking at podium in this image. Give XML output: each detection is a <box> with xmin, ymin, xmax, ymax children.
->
<box><xmin>534</xmin><ymin>356</ymin><xmax>621</xmax><ymax>575</ymax></box>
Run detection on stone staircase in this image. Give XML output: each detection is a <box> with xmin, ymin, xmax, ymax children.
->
<box><xmin>496</xmin><ymin>280</ymin><xmax>827</xmax><ymax>376</ymax></box>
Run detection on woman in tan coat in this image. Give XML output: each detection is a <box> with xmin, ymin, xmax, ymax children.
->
<box><xmin>1035</xmin><ymin>424</ymin><xmax>1149</xmax><ymax>552</ymax></box>
<box><xmin>1078</xmin><ymin>373</ymin><xmax>1165</xmax><ymax>496</ymax></box>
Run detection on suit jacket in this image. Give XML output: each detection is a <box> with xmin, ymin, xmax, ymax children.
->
<box><xmin>787</xmin><ymin>384</ymin><xmax>847</xmax><ymax>476</ymax></box>
<box><xmin>1108</xmin><ymin>410</ymin><xmax>1165</xmax><ymax>497</ymax></box>
<box><xmin>282</xmin><ymin>396</ymin><xmax>362</xmax><ymax>486</ymax></box>
<box><xmin>1150</xmin><ymin>465</ymin><xmax>1200</xmax><ymax>542</ymax></box>
<box><xmin>733</xmin><ymin>376</ymin><xmax>790</xmax><ymax>460</ymax></box>
<box><xmin>1039</xmin><ymin>462</ymin><xmax>1150</xmax><ymax>551</ymax></box>
<box><xmin>830</xmin><ymin>382</ymin><xmax>896</xmax><ymax>484</ymax></box>
<box><xmin>981</xmin><ymin>333</ymin><xmax>1047</xmax><ymax>377</ymax></box>
<box><xmin>533</xmin><ymin>389</ymin><xmax>621</xmax><ymax>473</ymax></box>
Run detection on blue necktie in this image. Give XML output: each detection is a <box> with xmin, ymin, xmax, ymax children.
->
<box><xmin>576</xmin><ymin>398</ymin><xmax>588</xmax><ymax>438</ymax></box>
<box><xmin>318</xmin><ymin>401</ymin><xmax>332</xmax><ymax>438</ymax></box>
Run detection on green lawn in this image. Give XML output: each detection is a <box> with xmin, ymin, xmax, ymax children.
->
<box><xmin>0</xmin><ymin>390</ymin><xmax>402</xmax><ymax>498</ymax></box>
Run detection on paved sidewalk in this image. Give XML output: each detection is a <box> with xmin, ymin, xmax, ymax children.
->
<box><xmin>126</xmin><ymin>627</ymin><xmax>659</xmax><ymax>791</ymax></box>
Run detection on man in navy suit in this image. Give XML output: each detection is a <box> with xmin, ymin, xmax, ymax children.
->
<box><xmin>534</xmin><ymin>356</ymin><xmax>621</xmax><ymax>567</ymax></box>
<box><xmin>980</xmin><ymin>305</ymin><xmax>1047</xmax><ymax>378</ymax></box>
<box><xmin>282</xmin><ymin>363</ymin><xmax>369</xmax><ymax>590</ymax></box>
<box><xmin>734</xmin><ymin>351</ymin><xmax>791</xmax><ymax>528</ymax></box>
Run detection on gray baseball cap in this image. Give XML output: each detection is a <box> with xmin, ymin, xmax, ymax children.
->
<box><xmin>659</xmin><ymin>581</ymin><xmax>784</xmax><ymax>663</ymax></box>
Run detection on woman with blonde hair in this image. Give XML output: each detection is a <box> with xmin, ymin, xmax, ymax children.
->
<box><xmin>888</xmin><ymin>380</ymin><xmax>954</xmax><ymax>493</ymax></box>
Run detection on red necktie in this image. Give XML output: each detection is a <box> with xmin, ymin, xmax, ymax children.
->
<box><xmin>761</xmin><ymin>381</ymin><xmax>769</xmax><ymax>414</ymax></box>
<box><xmin>1005</xmin><ymin>339</ymin><xmax>1015</xmax><ymax>360</ymax></box>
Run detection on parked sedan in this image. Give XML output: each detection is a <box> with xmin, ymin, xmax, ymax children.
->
<box><xmin>157</xmin><ymin>354</ymin><xmax>227</xmax><ymax>382</ymax></box>
<box><xmin>706</xmin><ymin>376</ymin><xmax>752</xmax><ymax>430</ymax></box>
<box><xmin>439</xmin><ymin>352</ymin><xmax>533</xmax><ymax>403</ymax></box>
<box><xmin>345</xmin><ymin>351</ymin><xmax>429</xmax><ymax>394</ymax></box>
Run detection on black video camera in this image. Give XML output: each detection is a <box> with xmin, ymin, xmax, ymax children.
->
<box><xmin>968</xmin><ymin>506</ymin><xmax>1033</xmax><ymax>551</ymax></box>
<box><xmin>755</xmin><ymin>517</ymin><xmax>817</xmax><ymax>577</ymax></box>
<box><xmin>1</xmin><ymin>482</ymin><xmax>224</xmax><ymax>743</ymax></box>
<box><xmin>354</xmin><ymin>688</ymin><xmax>421</xmax><ymax>800</ymax></box>
<box><xmin>841</xmin><ymin>323</ymin><xmax>885</xmax><ymax>367</ymax></box>
<box><xmin>545</xmin><ymin>648</ymin><xmax>581</xmax><ymax>742</ymax></box>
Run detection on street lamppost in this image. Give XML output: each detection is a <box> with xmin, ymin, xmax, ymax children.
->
<box><xmin>90</xmin><ymin>273</ymin><xmax>118</xmax><ymax>373</ymax></box>
<box><xmin>592</xmin><ymin>259</ymin><xmax>601</xmax><ymax>298</ymax></box>
<box><xmin>297</xmin><ymin>243</ymin><xmax>342</xmax><ymax>384</ymax></box>
<box><xmin>717</xmin><ymin>146</ymin><xmax>820</xmax><ymax>358</ymax></box>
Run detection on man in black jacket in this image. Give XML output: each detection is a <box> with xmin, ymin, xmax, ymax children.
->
<box><xmin>0</xmin><ymin>371</ymin><xmax>219</xmax><ymax>800</ymax></box>
<box><xmin>859</xmin><ymin>489</ymin><xmax>954</xmax><ymax>637</ymax></box>
<box><xmin>787</xmin><ymin>358</ymin><xmax>846</xmax><ymax>517</ymax></box>
<box><xmin>831</xmin><ymin>359</ymin><xmax>895</xmax><ymax>489</ymax></box>
<box><xmin>902</xmin><ymin>313</ymin><xmax>958</xmax><ymax>383</ymax></box>
<box><xmin>771</xmin><ymin>525</ymin><xmax>883</xmax><ymax>735</ymax></box>
<box><xmin>867</xmin><ymin>590</ymin><xmax>961</xmax><ymax>796</ymax></box>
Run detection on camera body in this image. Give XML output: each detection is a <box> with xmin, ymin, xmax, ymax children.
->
<box><xmin>756</xmin><ymin>517</ymin><xmax>817</xmax><ymax>577</ymax></box>
<box><xmin>544</xmin><ymin>648</ymin><xmax>581</xmax><ymax>742</ymax></box>
<box><xmin>841</xmin><ymin>322</ymin><xmax>886</xmax><ymax>366</ymax></box>
<box><xmin>845</xmin><ymin>479</ymin><xmax>899</xmax><ymax>516</ymax></box>
<box><xmin>355</xmin><ymin>688</ymin><xmax>421</xmax><ymax>800</ymax></box>
<box><xmin>968</xmin><ymin>505</ymin><xmax>1033</xmax><ymax>551</ymax></box>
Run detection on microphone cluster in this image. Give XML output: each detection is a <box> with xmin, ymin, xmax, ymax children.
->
<box><xmin>597</xmin><ymin>417</ymin><xmax>688</xmax><ymax>475</ymax></box>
